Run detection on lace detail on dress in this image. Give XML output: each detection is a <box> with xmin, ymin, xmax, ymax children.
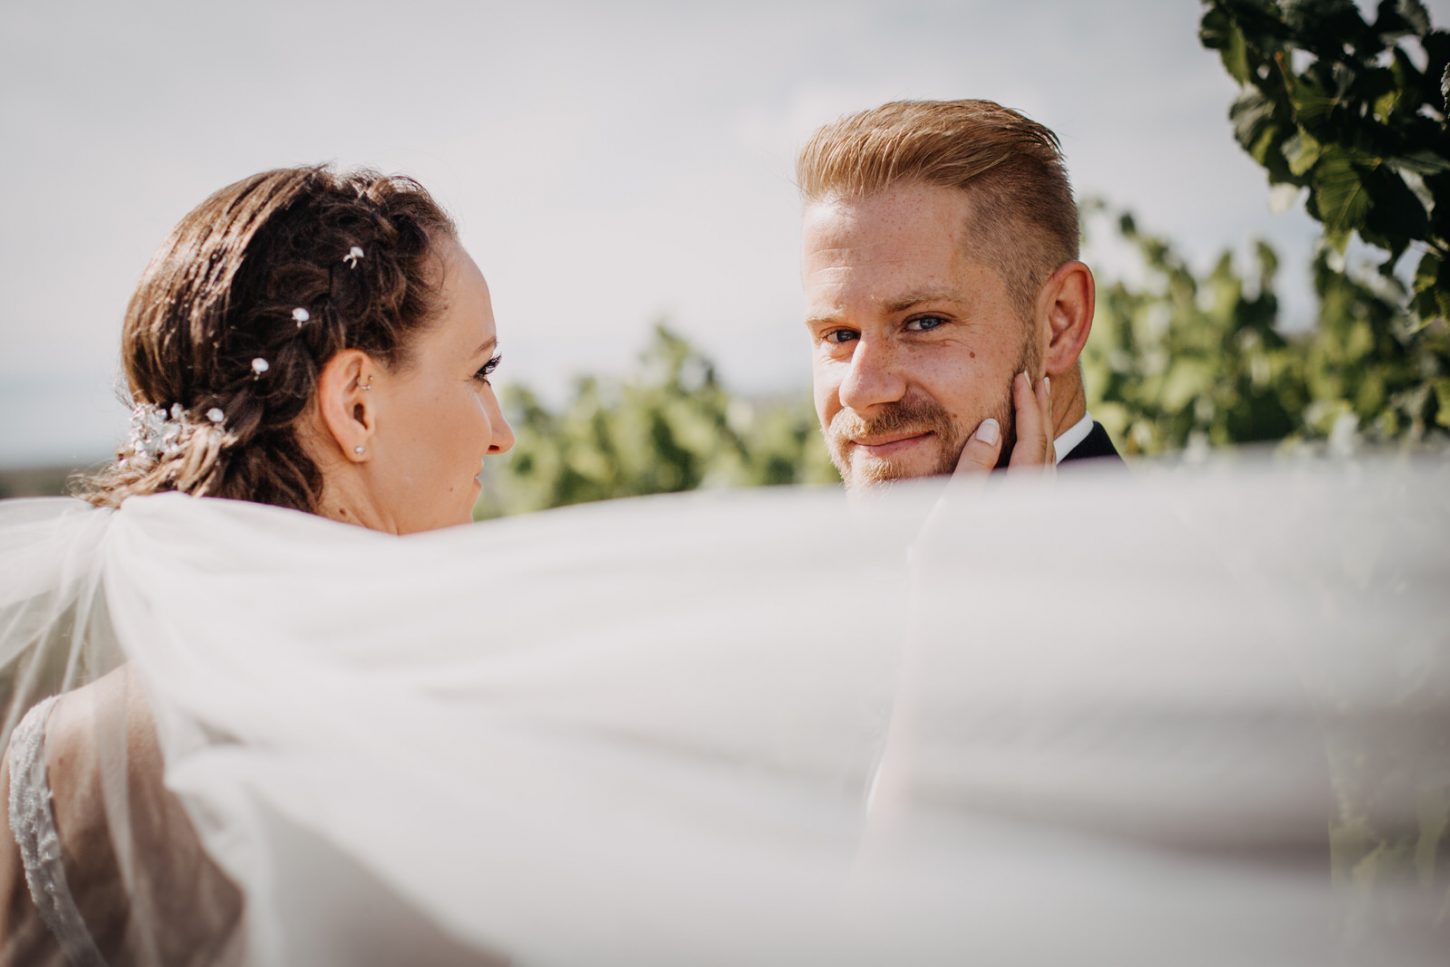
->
<box><xmin>8</xmin><ymin>696</ymin><xmax>108</xmax><ymax>967</ymax></box>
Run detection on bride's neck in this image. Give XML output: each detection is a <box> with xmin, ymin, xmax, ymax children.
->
<box><xmin>316</xmin><ymin>468</ymin><xmax>400</xmax><ymax>535</ymax></box>
<box><xmin>299</xmin><ymin>418</ymin><xmax>401</xmax><ymax>534</ymax></box>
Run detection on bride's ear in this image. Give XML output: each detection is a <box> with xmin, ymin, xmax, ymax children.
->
<box><xmin>315</xmin><ymin>350</ymin><xmax>377</xmax><ymax>463</ymax></box>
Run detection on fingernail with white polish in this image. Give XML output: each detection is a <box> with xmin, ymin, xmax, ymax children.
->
<box><xmin>976</xmin><ymin>418</ymin><xmax>1000</xmax><ymax>445</ymax></box>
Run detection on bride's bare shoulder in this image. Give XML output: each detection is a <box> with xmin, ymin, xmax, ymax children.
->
<box><xmin>45</xmin><ymin>665</ymin><xmax>156</xmax><ymax>783</ymax></box>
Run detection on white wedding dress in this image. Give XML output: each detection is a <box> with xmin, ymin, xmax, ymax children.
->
<box><xmin>0</xmin><ymin>457</ymin><xmax>1446</xmax><ymax>965</ymax></box>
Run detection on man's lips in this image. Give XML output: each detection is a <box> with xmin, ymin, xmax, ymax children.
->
<box><xmin>850</xmin><ymin>431</ymin><xmax>934</xmax><ymax>457</ymax></box>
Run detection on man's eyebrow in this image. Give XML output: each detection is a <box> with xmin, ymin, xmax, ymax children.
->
<box><xmin>885</xmin><ymin>291</ymin><xmax>962</xmax><ymax>313</ymax></box>
<box><xmin>804</xmin><ymin>292</ymin><xmax>965</xmax><ymax>329</ymax></box>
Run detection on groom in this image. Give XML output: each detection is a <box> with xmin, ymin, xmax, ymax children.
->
<box><xmin>797</xmin><ymin>99</ymin><xmax>1121</xmax><ymax>489</ymax></box>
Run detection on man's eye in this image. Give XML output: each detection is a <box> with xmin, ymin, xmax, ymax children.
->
<box><xmin>824</xmin><ymin>329</ymin><xmax>859</xmax><ymax>345</ymax></box>
<box><xmin>905</xmin><ymin>315</ymin><xmax>948</xmax><ymax>332</ymax></box>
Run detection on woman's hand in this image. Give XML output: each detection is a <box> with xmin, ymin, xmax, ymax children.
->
<box><xmin>951</xmin><ymin>371</ymin><xmax>1055</xmax><ymax>477</ymax></box>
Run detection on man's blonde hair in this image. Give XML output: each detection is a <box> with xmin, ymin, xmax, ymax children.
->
<box><xmin>796</xmin><ymin>99</ymin><xmax>1078</xmax><ymax>317</ymax></box>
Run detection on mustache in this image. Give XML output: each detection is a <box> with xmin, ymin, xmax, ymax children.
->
<box><xmin>829</xmin><ymin>398</ymin><xmax>957</xmax><ymax>444</ymax></box>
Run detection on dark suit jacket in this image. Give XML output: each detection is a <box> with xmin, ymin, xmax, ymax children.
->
<box><xmin>1058</xmin><ymin>421</ymin><xmax>1123</xmax><ymax>465</ymax></box>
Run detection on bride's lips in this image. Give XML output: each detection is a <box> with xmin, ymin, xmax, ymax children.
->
<box><xmin>852</xmin><ymin>431</ymin><xmax>934</xmax><ymax>457</ymax></box>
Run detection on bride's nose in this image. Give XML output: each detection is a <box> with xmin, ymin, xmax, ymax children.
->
<box><xmin>486</xmin><ymin>399</ymin><xmax>515</xmax><ymax>455</ymax></box>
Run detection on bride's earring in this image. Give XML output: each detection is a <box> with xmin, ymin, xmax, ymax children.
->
<box><xmin>353</xmin><ymin>446</ymin><xmax>366</xmax><ymax>456</ymax></box>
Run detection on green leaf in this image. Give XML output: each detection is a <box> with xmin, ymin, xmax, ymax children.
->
<box><xmin>1292</xmin><ymin>66</ymin><xmax>1357</xmax><ymax>129</ymax></box>
<box><xmin>1413</xmin><ymin>251</ymin><xmax>1441</xmax><ymax>295</ymax></box>
<box><xmin>1255</xmin><ymin>239</ymin><xmax>1282</xmax><ymax>280</ymax></box>
<box><xmin>1284</xmin><ymin>0</ymin><xmax>1362</xmax><ymax>36</ymax></box>
<box><xmin>1313</xmin><ymin>153</ymin><xmax>1374</xmax><ymax>234</ymax></box>
<box><xmin>1199</xmin><ymin>5</ymin><xmax>1233</xmax><ymax>51</ymax></box>
<box><xmin>1201</xmin><ymin>7</ymin><xmax>1252</xmax><ymax>84</ymax></box>
<box><xmin>1389</xmin><ymin>0</ymin><xmax>1431</xmax><ymax>37</ymax></box>
<box><xmin>1364</xmin><ymin>166</ymin><xmax>1431</xmax><ymax>245</ymax></box>
<box><xmin>1374</xmin><ymin>0</ymin><xmax>1432</xmax><ymax>37</ymax></box>
<box><xmin>1373</xmin><ymin>88</ymin><xmax>1399</xmax><ymax>122</ymax></box>
<box><xmin>1283</xmin><ymin>128</ymin><xmax>1324</xmax><ymax>175</ymax></box>
<box><xmin>1230</xmin><ymin>90</ymin><xmax>1282</xmax><ymax>156</ymax></box>
<box><xmin>1435</xmin><ymin>379</ymin><xmax>1450</xmax><ymax>428</ymax></box>
<box><xmin>1426</xmin><ymin>179</ymin><xmax>1450</xmax><ymax>250</ymax></box>
<box><xmin>1385</xmin><ymin>150</ymin><xmax>1450</xmax><ymax>176</ymax></box>
<box><xmin>1293</xmin><ymin>0</ymin><xmax>1384</xmax><ymax>58</ymax></box>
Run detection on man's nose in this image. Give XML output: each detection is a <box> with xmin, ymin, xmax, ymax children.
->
<box><xmin>838</xmin><ymin>336</ymin><xmax>907</xmax><ymax>413</ymax></box>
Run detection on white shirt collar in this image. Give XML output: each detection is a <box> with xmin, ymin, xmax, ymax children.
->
<box><xmin>1053</xmin><ymin>412</ymin><xmax>1095</xmax><ymax>465</ymax></box>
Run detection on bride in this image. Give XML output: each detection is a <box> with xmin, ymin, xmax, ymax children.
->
<box><xmin>0</xmin><ymin>166</ymin><xmax>1444</xmax><ymax>965</ymax></box>
<box><xmin>0</xmin><ymin>165</ymin><xmax>520</xmax><ymax>962</ymax></box>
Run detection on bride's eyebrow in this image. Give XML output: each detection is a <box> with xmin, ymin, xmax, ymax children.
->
<box><xmin>473</xmin><ymin>337</ymin><xmax>498</xmax><ymax>357</ymax></box>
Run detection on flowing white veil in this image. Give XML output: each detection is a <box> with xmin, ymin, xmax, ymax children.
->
<box><xmin>0</xmin><ymin>457</ymin><xmax>1446</xmax><ymax>965</ymax></box>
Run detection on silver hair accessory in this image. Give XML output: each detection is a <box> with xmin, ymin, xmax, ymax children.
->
<box><xmin>292</xmin><ymin>307</ymin><xmax>311</xmax><ymax>327</ymax></box>
<box><xmin>344</xmin><ymin>246</ymin><xmax>365</xmax><ymax>269</ymax></box>
<box><xmin>252</xmin><ymin>358</ymin><xmax>270</xmax><ymax>378</ymax></box>
<box><xmin>124</xmin><ymin>404</ymin><xmax>185</xmax><ymax>463</ymax></box>
<box><xmin>123</xmin><ymin>402</ymin><xmax>227</xmax><ymax>464</ymax></box>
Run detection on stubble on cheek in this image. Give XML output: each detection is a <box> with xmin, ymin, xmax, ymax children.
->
<box><xmin>981</xmin><ymin>334</ymin><xmax>1044</xmax><ymax>469</ymax></box>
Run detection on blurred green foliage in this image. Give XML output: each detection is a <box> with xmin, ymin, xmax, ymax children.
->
<box><xmin>474</xmin><ymin>325</ymin><xmax>839</xmax><ymax>518</ymax></box>
<box><xmin>1081</xmin><ymin>200</ymin><xmax>1450</xmax><ymax>455</ymax></box>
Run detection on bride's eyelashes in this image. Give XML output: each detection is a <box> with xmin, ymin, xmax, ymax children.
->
<box><xmin>473</xmin><ymin>353</ymin><xmax>503</xmax><ymax>386</ymax></box>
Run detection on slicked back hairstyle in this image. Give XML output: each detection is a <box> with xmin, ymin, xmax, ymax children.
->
<box><xmin>796</xmin><ymin>99</ymin><xmax>1079</xmax><ymax>317</ymax></box>
<box><xmin>80</xmin><ymin>165</ymin><xmax>456</xmax><ymax>512</ymax></box>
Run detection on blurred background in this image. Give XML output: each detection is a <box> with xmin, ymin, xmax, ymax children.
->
<box><xmin>2</xmin><ymin>0</ymin><xmax>1447</xmax><ymax>513</ymax></box>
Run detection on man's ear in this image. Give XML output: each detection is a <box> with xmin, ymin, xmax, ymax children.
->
<box><xmin>1036</xmin><ymin>260</ymin><xmax>1095</xmax><ymax>377</ymax></box>
<box><xmin>316</xmin><ymin>349</ymin><xmax>376</xmax><ymax>462</ymax></box>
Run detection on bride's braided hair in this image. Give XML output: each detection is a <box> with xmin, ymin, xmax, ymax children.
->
<box><xmin>80</xmin><ymin>165</ymin><xmax>456</xmax><ymax>512</ymax></box>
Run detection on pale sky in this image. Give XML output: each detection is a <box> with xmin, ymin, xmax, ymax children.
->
<box><xmin>4</xmin><ymin>0</ymin><xmax>1445</xmax><ymax>466</ymax></box>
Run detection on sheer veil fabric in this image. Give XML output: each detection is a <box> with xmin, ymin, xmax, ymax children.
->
<box><xmin>0</xmin><ymin>458</ymin><xmax>1446</xmax><ymax>965</ymax></box>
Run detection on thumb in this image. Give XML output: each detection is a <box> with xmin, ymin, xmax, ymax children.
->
<box><xmin>952</xmin><ymin>418</ymin><xmax>1003</xmax><ymax>477</ymax></box>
